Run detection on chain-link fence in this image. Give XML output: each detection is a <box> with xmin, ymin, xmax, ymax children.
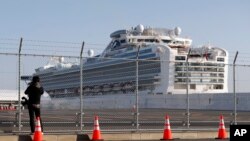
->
<box><xmin>0</xmin><ymin>38</ymin><xmax>250</xmax><ymax>134</ymax></box>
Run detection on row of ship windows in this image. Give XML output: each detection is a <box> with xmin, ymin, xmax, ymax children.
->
<box><xmin>44</xmin><ymin>70</ymin><xmax>159</xmax><ymax>84</ymax></box>
<box><xmin>111</xmin><ymin>38</ymin><xmax>187</xmax><ymax>45</ymax></box>
<box><xmin>94</xmin><ymin>63</ymin><xmax>160</xmax><ymax>76</ymax></box>
<box><xmin>112</xmin><ymin>48</ymin><xmax>152</xmax><ymax>58</ymax></box>
<box><xmin>44</xmin><ymin>73</ymin><xmax>159</xmax><ymax>88</ymax></box>
<box><xmin>40</xmin><ymin>62</ymin><xmax>161</xmax><ymax>83</ymax></box>
<box><xmin>87</xmin><ymin>77</ymin><xmax>159</xmax><ymax>87</ymax></box>
<box><xmin>175</xmin><ymin>62</ymin><xmax>225</xmax><ymax>67</ymax></box>
<box><xmin>127</xmin><ymin>38</ymin><xmax>187</xmax><ymax>45</ymax></box>
<box><xmin>40</xmin><ymin>61</ymin><xmax>161</xmax><ymax>82</ymax></box>
<box><xmin>48</xmin><ymin>83</ymin><xmax>157</xmax><ymax>96</ymax></box>
<box><xmin>87</xmin><ymin>77</ymin><xmax>158</xmax><ymax>86</ymax></box>
<box><xmin>88</xmin><ymin>48</ymin><xmax>152</xmax><ymax>63</ymax></box>
<box><xmin>63</xmin><ymin>69</ymin><xmax>160</xmax><ymax>84</ymax></box>
<box><xmin>45</xmin><ymin>77</ymin><xmax>160</xmax><ymax>90</ymax></box>
<box><xmin>174</xmin><ymin>84</ymin><xmax>224</xmax><ymax>90</ymax></box>
<box><xmin>85</xmin><ymin>53</ymin><xmax>157</xmax><ymax>69</ymax></box>
<box><xmin>175</xmin><ymin>73</ymin><xmax>224</xmax><ymax>77</ymax></box>
<box><xmin>175</xmin><ymin>67</ymin><xmax>224</xmax><ymax>72</ymax></box>
<box><xmin>87</xmin><ymin>61</ymin><xmax>160</xmax><ymax>74</ymax></box>
<box><xmin>175</xmin><ymin>56</ymin><xmax>225</xmax><ymax>62</ymax></box>
<box><xmin>85</xmin><ymin>58</ymin><xmax>159</xmax><ymax>72</ymax></box>
<box><xmin>175</xmin><ymin>78</ymin><xmax>224</xmax><ymax>83</ymax></box>
<box><xmin>43</xmin><ymin>56</ymin><xmax>160</xmax><ymax>77</ymax></box>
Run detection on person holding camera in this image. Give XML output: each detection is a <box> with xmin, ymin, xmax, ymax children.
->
<box><xmin>24</xmin><ymin>76</ymin><xmax>44</xmax><ymax>134</ymax></box>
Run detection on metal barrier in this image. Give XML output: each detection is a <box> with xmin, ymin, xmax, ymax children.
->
<box><xmin>0</xmin><ymin>38</ymin><xmax>250</xmax><ymax>134</ymax></box>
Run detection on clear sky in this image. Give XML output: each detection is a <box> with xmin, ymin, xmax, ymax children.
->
<box><xmin>1</xmin><ymin>0</ymin><xmax>250</xmax><ymax>53</ymax></box>
<box><xmin>0</xmin><ymin>0</ymin><xmax>250</xmax><ymax>91</ymax></box>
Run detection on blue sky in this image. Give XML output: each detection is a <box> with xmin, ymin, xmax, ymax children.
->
<box><xmin>1</xmin><ymin>0</ymin><xmax>250</xmax><ymax>53</ymax></box>
<box><xmin>0</xmin><ymin>0</ymin><xmax>250</xmax><ymax>91</ymax></box>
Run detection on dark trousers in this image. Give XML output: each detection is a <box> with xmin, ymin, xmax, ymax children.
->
<box><xmin>28</xmin><ymin>104</ymin><xmax>43</xmax><ymax>133</ymax></box>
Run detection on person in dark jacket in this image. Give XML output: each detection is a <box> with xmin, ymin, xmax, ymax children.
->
<box><xmin>25</xmin><ymin>76</ymin><xmax>44</xmax><ymax>133</ymax></box>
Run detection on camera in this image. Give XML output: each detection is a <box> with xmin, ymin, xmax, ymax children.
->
<box><xmin>21</xmin><ymin>96</ymin><xmax>28</xmax><ymax>106</ymax></box>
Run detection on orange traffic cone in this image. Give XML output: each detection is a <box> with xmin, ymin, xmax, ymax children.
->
<box><xmin>216</xmin><ymin>115</ymin><xmax>227</xmax><ymax>139</ymax></box>
<box><xmin>161</xmin><ymin>115</ymin><xmax>173</xmax><ymax>140</ymax></box>
<box><xmin>92</xmin><ymin>116</ymin><xmax>104</xmax><ymax>141</ymax></box>
<box><xmin>33</xmin><ymin>117</ymin><xmax>43</xmax><ymax>141</ymax></box>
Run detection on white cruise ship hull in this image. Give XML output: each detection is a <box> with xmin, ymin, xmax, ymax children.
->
<box><xmin>33</xmin><ymin>25</ymin><xmax>230</xmax><ymax>110</ymax></box>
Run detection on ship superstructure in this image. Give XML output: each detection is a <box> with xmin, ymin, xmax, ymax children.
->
<box><xmin>34</xmin><ymin>25</ymin><xmax>228</xmax><ymax>98</ymax></box>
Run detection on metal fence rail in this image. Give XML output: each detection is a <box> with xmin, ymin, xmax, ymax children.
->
<box><xmin>0</xmin><ymin>38</ymin><xmax>250</xmax><ymax>134</ymax></box>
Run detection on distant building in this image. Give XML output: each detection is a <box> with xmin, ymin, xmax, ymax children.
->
<box><xmin>0</xmin><ymin>90</ymin><xmax>26</xmax><ymax>110</ymax></box>
<box><xmin>0</xmin><ymin>89</ymin><xmax>26</xmax><ymax>104</ymax></box>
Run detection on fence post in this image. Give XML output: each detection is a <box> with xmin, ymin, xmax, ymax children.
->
<box><xmin>18</xmin><ymin>38</ymin><xmax>23</xmax><ymax>132</ymax></box>
<box><xmin>233</xmin><ymin>51</ymin><xmax>238</xmax><ymax>125</ymax></box>
<box><xmin>79</xmin><ymin>41</ymin><xmax>85</xmax><ymax>131</ymax></box>
<box><xmin>135</xmin><ymin>45</ymin><xmax>141</xmax><ymax>130</ymax></box>
<box><xmin>186</xmin><ymin>49</ymin><xmax>191</xmax><ymax>128</ymax></box>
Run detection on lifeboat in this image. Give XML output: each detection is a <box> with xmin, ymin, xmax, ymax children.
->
<box><xmin>83</xmin><ymin>86</ymin><xmax>91</xmax><ymax>92</ymax></box>
<box><xmin>112</xmin><ymin>83</ymin><xmax>122</xmax><ymax>91</ymax></box>
<box><xmin>103</xmin><ymin>84</ymin><xmax>112</xmax><ymax>92</ymax></box>
<box><xmin>93</xmin><ymin>85</ymin><xmax>103</xmax><ymax>93</ymax></box>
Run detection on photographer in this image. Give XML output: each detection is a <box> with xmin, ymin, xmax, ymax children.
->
<box><xmin>24</xmin><ymin>76</ymin><xmax>44</xmax><ymax>134</ymax></box>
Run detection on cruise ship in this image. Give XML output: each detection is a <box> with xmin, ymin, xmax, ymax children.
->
<box><xmin>33</xmin><ymin>24</ymin><xmax>228</xmax><ymax>98</ymax></box>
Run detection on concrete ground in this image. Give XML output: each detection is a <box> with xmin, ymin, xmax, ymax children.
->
<box><xmin>0</xmin><ymin>109</ymin><xmax>236</xmax><ymax>140</ymax></box>
<box><xmin>0</xmin><ymin>131</ymin><xmax>230</xmax><ymax>141</ymax></box>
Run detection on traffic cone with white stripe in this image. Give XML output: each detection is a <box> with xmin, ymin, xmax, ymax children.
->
<box><xmin>216</xmin><ymin>115</ymin><xmax>227</xmax><ymax>139</ymax></box>
<box><xmin>92</xmin><ymin>116</ymin><xmax>104</xmax><ymax>141</ymax></box>
<box><xmin>161</xmin><ymin>115</ymin><xmax>173</xmax><ymax>140</ymax></box>
<box><xmin>33</xmin><ymin>117</ymin><xmax>43</xmax><ymax>141</ymax></box>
